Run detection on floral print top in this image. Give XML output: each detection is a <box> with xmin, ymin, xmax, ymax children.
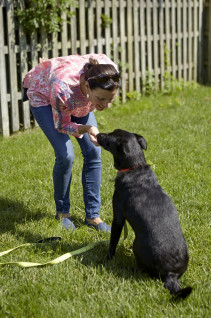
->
<box><xmin>23</xmin><ymin>54</ymin><xmax>118</xmax><ymax>137</ymax></box>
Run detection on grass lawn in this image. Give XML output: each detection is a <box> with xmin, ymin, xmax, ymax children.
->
<box><xmin>0</xmin><ymin>85</ymin><xmax>210</xmax><ymax>317</ymax></box>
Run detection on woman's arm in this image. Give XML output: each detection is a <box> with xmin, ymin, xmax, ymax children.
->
<box><xmin>50</xmin><ymin>81</ymin><xmax>100</xmax><ymax>145</ymax></box>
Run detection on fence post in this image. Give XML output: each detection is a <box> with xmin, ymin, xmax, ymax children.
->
<box><xmin>88</xmin><ymin>0</ymin><xmax>95</xmax><ymax>53</ymax></box>
<box><xmin>7</xmin><ymin>0</ymin><xmax>19</xmax><ymax>133</ymax></box>
<box><xmin>0</xmin><ymin>1</ymin><xmax>10</xmax><ymax>137</ymax></box>
<box><xmin>19</xmin><ymin>0</ymin><xmax>31</xmax><ymax>130</ymax></box>
<box><xmin>79</xmin><ymin>0</ymin><xmax>86</xmax><ymax>55</ymax></box>
<box><xmin>208</xmin><ymin>0</ymin><xmax>211</xmax><ymax>83</ymax></box>
<box><xmin>159</xmin><ymin>1</ymin><xmax>164</xmax><ymax>90</ymax></box>
<box><xmin>133</xmin><ymin>0</ymin><xmax>140</xmax><ymax>93</ymax></box>
<box><xmin>70</xmin><ymin>4</ymin><xmax>77</xmax><ymax>54</ymax></box>
<box><xmin>111</xmin><ymin>0</ymin><xmax>118</xmax><ymax>65</ymax></box>
<box><xmin>127</xmin><ymin>0</ymin><xmax>133</xmax><ymax>92</ymax></box>
<box><xmin>96</xmin><ymin>0</ymin><xmax>103</xmax><ymax>53</ymax></box>
<box><xmin>120</xmin><ymin>0</ymin><xmax>126</xmax><ymax>102</ymax></box>
<box><xmin>140</xmin><ymin>2</ymin><xmax>146</xmax><ymax>93</ymax></box>
<box><xmin>61</xmin><ymin>11</ymin><xmax>68</xmax><ymax>56</ymax></box>
<box><xmin>104</xmin><ymin>0</ymin><xmax>111</xmax><ymax>58</ymax></box>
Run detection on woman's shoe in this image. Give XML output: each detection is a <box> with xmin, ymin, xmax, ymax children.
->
<box><xmin>85</xmin><ymin>219</ymin><xmax>111</xmax><ymax>232</ymax></box>
<box><xmin>55</xmin><ymin>213</ymin><xmax>76</xmax><ymax>231</ymax></box>
<box><xmin>60</xmin><ymin>217</ymin><xmax>76</xmax><ymax>230</ymax></box>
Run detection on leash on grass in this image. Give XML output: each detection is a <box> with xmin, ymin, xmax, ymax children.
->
<box><xmin>0</xmin><ymin>222</ymin><xmax>128</xmax><ymax>268</ymax></box>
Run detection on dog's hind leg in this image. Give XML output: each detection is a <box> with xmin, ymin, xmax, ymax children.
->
<box><xmin>107</xmin><ymin>219</ymin><xmax>125</xmax><ymax>260</ymax></box>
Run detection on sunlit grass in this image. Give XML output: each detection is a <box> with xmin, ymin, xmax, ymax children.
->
<box><xmin>0</xmin><ymin>85</ymin><xmax>210</xmax><ymax>317</ymax></box>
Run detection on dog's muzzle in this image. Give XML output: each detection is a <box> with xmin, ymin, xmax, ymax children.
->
<box><xmin>96</xmin><ymin>133</ymin><xmax>108</xmax><ymax>146</ymax></box>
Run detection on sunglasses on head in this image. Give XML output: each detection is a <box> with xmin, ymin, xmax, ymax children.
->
<box><xmin>87</xmin><ymin>72</ymin><xmax>120</xmax><ymax>83</ymax></box>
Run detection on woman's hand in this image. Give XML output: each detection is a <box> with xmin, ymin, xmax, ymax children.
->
<box><xmin>88</xmin><ymin>126</ymin><xmax>100</xmax><ymax>146</ymax></box>
<box><xmin>78</xmin><ymin>125</ymin><xmax>100</xmax><ymax>146</ymax></box>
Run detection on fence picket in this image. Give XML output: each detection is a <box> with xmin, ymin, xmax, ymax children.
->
<box><xmin>0</xmin><ymin>1</ymin><xmax>9</xmax><ymax>136</ymax></box>
<box><xmin>7</xmin><ymin>0</ymin><xmax>19</xmax><ymax>132</ymax></box>
<box><xmin>105</xmin><ymin>0</ymin><xmax>111</xmax><ymax>57</ymax></box>
<box><xmin>88</xmin><ymin>0</ymin><xmax>95</xmax><ymax>53</ymax></box>
<box><xmin>19</xmin><ymin>0</ymin><xmax>30</xmax><ymax>129</ymax></box>
<box><xmin>30</xmin><ymin>32</ymin><xmax>38</xmax><ymax>68</ymax></box>
<box><xmin>198</xmin><ymin>0</ymin><xmax>203</xmax><ymax>82</ymax></box>
<box><xmin>171</xmin><ymin>0</ymin><xmax>176</xmax><ymax>82</ymax></box>
<box><xmin>153</xmin><ymin>0</ymin><xmax>158</xmax><ymax>88</ymax></box>
<box><xmin>127</xmin><ymin>0</ymin><xmax>133</xmax><ymax>92</ymax></box>
<box><xmin>177</xmin><ymin>0</ymin><xmax>182</xmax><ymax>80</ymax></box>
<box><xmin>188</xmin><ymin>0</ymin><xmax>192</xmax><ymax>81</ymax></box>
<box><xmin>159</xmin><ymin>0</ymin><xmax>164</xmax><ymax>90</ymax></box>
<box><xmin>52</xmin><ymin>32</ymin><xmax>59</xmax><ymax>58</ymax></box>
<box><xmin>41</xmin><ymin>30</ymin><xmax>48</xmax><ymax>58</ymax></box>
<box><xmin>79</xmin><ymin>0</ymin><xmax>86</xmax><ymax>55</ymax></box>
<box><xmin>146</xmin><ymin>0</ymin><xmax>152</xmax><ymax>72</ymax></box>
<box><xmin>193</xmin><ymin>0</ymin><xmax>198</xmax><ymax>81</ymax></box>
<box><xmin>111</xmin><ymin>0</ymin><xmax>118</xmax><ymax>65</ymax></box>
<box><xmin>133</xmin><ymin>0</ymin><xmax>140</xmax><ymax>92</ymax></box>
<box><xmin>183</xmin><ymin>0</ymin><xmax>187</xmax><ymax>81</ymax></box>
<box><xmin>96</xmin><ymin>0</ymin><xmax>103</xmax><ymax>53</ymax></box>
<box><xmin>140</xmin><ymin>2</ymin><xmax>146</xmax><ymax>92</ymax></box>
<box><xmin>61</xmin><ymin>12</ymin><xmax>68</xmax><ymax>56</ymax></box>
<box><xmin>120</xmin><ymin>0</ymin><xmax>126</xmax><ymax>102</ymax></box>
<box><xmin>111</xmin><ymin>0</ymin><xmax>120</xmax><ymax>100</ymax></box>
<box><xmin>165</xmin><ymin>0</ymin><xmax>171</xmax><ymax>65</ymax></box>
<box><xmin>70</xmin><ymin>5</ymin><xmax>77</xmax><ymax>54</ymax></box>
<box><xmin>208</xmin><ymin>0</ymin><xmax>211</xmax><ymax>82</ymax></box>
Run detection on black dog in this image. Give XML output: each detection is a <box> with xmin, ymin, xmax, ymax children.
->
<box><xmin>97</xmin><ymin>129</ymin><xmax>192</xmax><ymax>299</ymax></box>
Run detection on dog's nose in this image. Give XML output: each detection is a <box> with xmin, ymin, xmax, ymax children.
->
<box><xmin>96</xmin><ymin>133</ymin><xmax>107</xmax><ymax>143</ymax></box>
<box><xmin>96</xmin><ymin>133</ymin><xmax>102</xmax><ymax>142</ymax></box>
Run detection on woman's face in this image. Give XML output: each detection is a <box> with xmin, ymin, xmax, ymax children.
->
<box><xmin>88</xmin><ymin>87</ymin><xmax>118</xmax><ymax>111</ymax></box>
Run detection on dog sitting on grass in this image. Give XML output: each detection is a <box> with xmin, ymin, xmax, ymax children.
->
<box><xmin>97</xmin><ymin>129</ymin><xmax>192</xmax><ymax>299</ymax></box>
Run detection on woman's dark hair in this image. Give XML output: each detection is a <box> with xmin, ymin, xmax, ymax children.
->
<box><xmin>83</xmin><ymin>58</ymin><xmax>121</xmax><ymax>91</ymax></box>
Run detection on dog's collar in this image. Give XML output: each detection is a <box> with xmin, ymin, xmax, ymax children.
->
<box><xmin>118</xmin><ymin>165</ymin><xmax>141</xmax><ymax>173</ymax></box>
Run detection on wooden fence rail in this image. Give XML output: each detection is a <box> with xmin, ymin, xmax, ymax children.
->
<box><xmin>0</xmin><ymin>0</ymin><xmax>210</xmax><ymax>136</ymax></box>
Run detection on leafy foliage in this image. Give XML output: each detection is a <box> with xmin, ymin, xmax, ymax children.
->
<box><xmin>101</xmin><ymin>14</ymin><xmax>112</xmax><ymax>28</ymax></box>
<box><xmin>15</xmin><ymin>0</ymin><xmax>76</xmax><ymax>34</ymax></box>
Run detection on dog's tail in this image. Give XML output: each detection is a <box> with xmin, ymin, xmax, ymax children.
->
<box><xmin>163</xmin><ymin>273</ymin><xmax>192</xmax><ymax>299</ymax></box>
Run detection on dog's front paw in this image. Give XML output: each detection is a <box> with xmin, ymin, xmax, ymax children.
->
<box><xmin>106</xmin><ymin>251</ymin><xmax>114</xmax><ymax>261</ymax></box>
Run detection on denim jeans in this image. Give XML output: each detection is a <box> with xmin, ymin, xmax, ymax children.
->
<box><xmin>30</xmin><ymin>105</ymin><xmax>101</xmax><ymax>219</ymax></box>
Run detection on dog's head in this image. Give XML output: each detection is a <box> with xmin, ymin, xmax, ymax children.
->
<box><xmin>97</xmin><ymin>129</ymin><xmax>147</xmax><ymax>170</ymax></box>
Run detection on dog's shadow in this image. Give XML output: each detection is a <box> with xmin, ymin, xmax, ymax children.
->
<box><xmin>77</xmin><ymin>240</ymin><xmax>150</xmax><ymax>282</ymax></box>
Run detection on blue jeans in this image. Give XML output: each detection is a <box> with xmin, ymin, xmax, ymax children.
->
<box><xmin>30</xmin><ymin>105</ymin><xmax>101</xmax><ymax>219</ymax></box>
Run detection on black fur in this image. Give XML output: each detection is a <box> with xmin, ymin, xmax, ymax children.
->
<box><xmin>97</xmin><ymin>129</ymin><xmax>192</xmax><ymax>299</ymax></box>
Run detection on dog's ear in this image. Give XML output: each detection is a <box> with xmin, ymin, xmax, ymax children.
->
<box><xmin>134</xmin><ymin>134</ymin><xmax>147</xmax><ymax>150</ymax></box>
<box><xmin>118</xmin><ymin>142</ymin><xmax>130</xmax><ymax>154</ymax></box>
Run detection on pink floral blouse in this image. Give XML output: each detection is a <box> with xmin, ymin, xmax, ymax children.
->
<box><xmin>23</xmin><ymin>54</ymin><xmax>118</xmax><ymax>137</ymax></box>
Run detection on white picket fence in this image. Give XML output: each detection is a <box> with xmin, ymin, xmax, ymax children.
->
<box><xmin>0</xmin><ymin>0</ymin><xmax>210</xmax><ymax>136</ymax></box>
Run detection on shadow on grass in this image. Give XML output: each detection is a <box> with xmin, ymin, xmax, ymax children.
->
<box><xmin>0</xmin><ymin>199</ymin><xmax>151</xmax><ymax>283</ymax></box>
<box><xmin>0</xmin><ymin>196</ymin><xmax>45</xmax><ymax>241</ymax></box>
<box><xmin>77</xmin><ymin>240</ymin><xmax>150</xmax><ymax>282</ymax></box>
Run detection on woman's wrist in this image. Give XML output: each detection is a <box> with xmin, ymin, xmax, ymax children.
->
<box><xmin>78</xmin><ymin>125</ymin><xmax>92</xmax><ymax>135</ymax></box>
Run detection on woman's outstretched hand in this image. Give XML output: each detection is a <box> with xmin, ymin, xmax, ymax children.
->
<box><xmin>88</xmin><ymin>126</ymin><xmax>100</xmax><ymax>146</ymax></box>
<box><xmin>78</xmin><ymin>125</ymin><xmax>100</xmax><ymax>146</ymax></box>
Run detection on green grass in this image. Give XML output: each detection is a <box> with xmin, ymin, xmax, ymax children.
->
<box><xmin>0</xmin><ymin>85</ymin><xmax>210</xmax><ymax>317</ymax></box>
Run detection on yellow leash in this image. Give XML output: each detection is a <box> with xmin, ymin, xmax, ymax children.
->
<box><xmin>0</xmin><ymin>222</ymin><xmax>128</xmax><ymax>268</ymax></box>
